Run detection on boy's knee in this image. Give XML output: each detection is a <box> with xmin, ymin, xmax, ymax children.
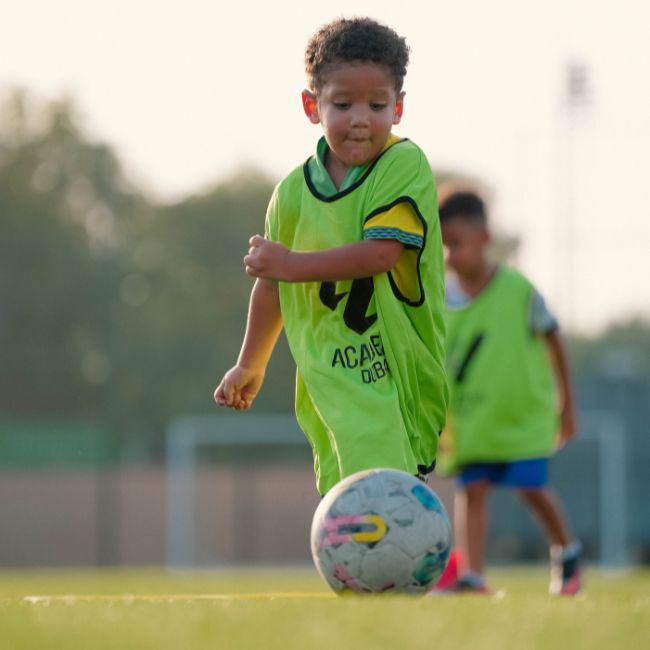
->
<box><xmin>465</xmin><ymin>480</ymin><xmax>491</xmax><ymax>500</ymax></box>
<box><xmin>517</xmin><ymin>487</ymin><xmax>545</xmax><ymax>503</ymax></box>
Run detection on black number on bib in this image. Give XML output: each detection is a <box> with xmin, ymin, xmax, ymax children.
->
<box><xmin>454</xmin><ymin>333</ymin><xmax>485</xmax><ymax>383</ymax></box>
<box><xmin>319</xmin><ymin>278</ymin><xmax>377</xmax><ymax>335</ymax></box>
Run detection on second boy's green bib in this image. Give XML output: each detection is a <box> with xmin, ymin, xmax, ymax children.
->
<box><xmin>440</xmin><ymin>266</ymin><xmax>558</xmax><ymax>474</ymax></box>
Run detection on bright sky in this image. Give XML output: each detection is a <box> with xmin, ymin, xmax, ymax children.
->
<box><xmin>2</xmin><ymin>0</ymin><xmax>649</xmax><ymax>333</ymax></box>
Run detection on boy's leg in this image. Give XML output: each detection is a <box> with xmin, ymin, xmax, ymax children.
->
<box><xmin>434</xmin><ymin>464</ymin><xmax>503</xmax><ymax>594</ymax></box>
<box><xmin>517</xmin><ymin>487</ymin><xmax>582</xmax><ymax>595</ymax></box>
<box><xmin>517</xmin><ymin>487</ymin><xmax>571</xmax><ymax>547</ymax></box>
<box><xmin>449</xmin><ymin>479</ymin><xmax>492</xmax><ymax>592</ymax></box>
<box><xmin>459</xmin><ymin>480</ymin><xmax>491</xmax><ymax>576</ymax></box>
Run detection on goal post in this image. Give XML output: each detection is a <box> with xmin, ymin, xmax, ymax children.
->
<box><xmin>165</xmin><ymin>413</ymin><xmax>308</xmax><ymax>568</ymax></box>
<box><xmin>165</xmin><ymin>410</ymin><xmax>627</xmax><ymax>569</ymax></box>
<box><xmin>578</xmin><ymin>410</ymin><xmax>627</xmax><ymax>567</ymax></box>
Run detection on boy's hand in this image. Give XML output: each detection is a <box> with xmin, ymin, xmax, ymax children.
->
<box><xmin>244</xmin><ymin>235</ymin><xmax>292</xmax><ymax>281</ymax></box>
<box><xmin>214</xmin><ymin>365</ymin><xmax>264</xmax><ymax>411</ymax></box>
<box><xmin>557</xmin><ymin>407</ymin><xmax>578</xmax><ymax>449</ymax></box>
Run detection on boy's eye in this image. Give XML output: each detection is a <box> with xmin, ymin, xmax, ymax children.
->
<box><xmin>370</xmin><ymin>103</ymin><xmax>387</xmax><ymax>110</ymax></box>
<box><xmin>334</xmin><ymin>102</ymin><xmax>351</xmax><ymax>109</ymax></box>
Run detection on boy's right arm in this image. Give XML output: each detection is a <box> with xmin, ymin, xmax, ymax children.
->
<box><xmin>544</xmin><ymin>329</ymin><xmax>578</xmax><ymax>448</ymax></box>
<box><xmin>214</xmin><ymin>278</ymin><xmax>283</xmax><ymax>411</ymax></box>
<box><xmin>244</xmin><ymin>234</ymin><xmax>403</xmax><ymax>282</ymax></box>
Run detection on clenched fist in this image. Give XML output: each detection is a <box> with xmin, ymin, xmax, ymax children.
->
<box><xmin>244</xmin><ymin>235</ymin><xmax>292</xmax><ymax>281</ymax></box>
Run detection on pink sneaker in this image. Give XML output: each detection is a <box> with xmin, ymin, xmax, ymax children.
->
<box><xmin>432</xmin><ymin>548</ymin><xmax>461</xmax><ymax>590</ymax></box>
<box><xmin>434</xmin><ymin>573</ymin><xmax>493</xmax><ymax>595</ymax></box>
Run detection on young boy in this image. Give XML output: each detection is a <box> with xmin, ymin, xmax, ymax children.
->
<box><xmin>214</xmin><ymin>18</ymin><xmax>448</xmax><ymax>495</ymax></box>
<box><xmin>437</xmin><ymin>189</ymin><xmax>582</xmax><ymax>595</ymax></box>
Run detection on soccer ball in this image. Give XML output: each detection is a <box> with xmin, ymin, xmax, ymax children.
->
<box><xmin>310</xmin><ymin>468</ymin><xmax>452</xmax><ymax>594</ymax></box>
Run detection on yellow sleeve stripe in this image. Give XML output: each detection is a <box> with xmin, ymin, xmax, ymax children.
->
<box><xmin>363</xmin><ymin>202</ymin><xmax>424</xmax><ymax>249</ymax></box>
<box><xmin>390</xmin><ymin>248</ymin><xmax>422</xmax><ymax>303</ymax></box>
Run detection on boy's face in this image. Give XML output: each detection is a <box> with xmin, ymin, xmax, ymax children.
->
<box><xmin>302</xmin><ymin>62</ymin><xmax>404</xmax><ymax>169</ymax></box>
<box><xmin>441</xmin><ymin>218</ymin><xmax>490</xmax><ymax>278</ymax></box>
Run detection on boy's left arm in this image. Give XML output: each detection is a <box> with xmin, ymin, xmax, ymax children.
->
<box><xmin>244</xmin><ymin>235</ymin><xmax>403</xmax><ymax>282</ymax></box>
<box><xmin>544</xmin><ymin>329</ymin><xmax>578</xmax><ymax>448</ymax></box>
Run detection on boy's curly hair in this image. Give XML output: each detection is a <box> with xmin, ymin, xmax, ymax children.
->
<box><xmin>305</xmin><ymin>17</ymin><xmax>410</xmax><ymax>93</ymax></box>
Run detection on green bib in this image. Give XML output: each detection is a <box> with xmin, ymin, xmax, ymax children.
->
<box><xmin>266</xmin><ymin>138</ymin><xmax>448</xmax><ymax>494</ymax></box>
<box><xmin>439</xmin><ymin>267</ymin><xmax>558</xmax><ymax>474</ymax></box>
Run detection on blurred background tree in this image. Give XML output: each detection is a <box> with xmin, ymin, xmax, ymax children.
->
<box><xmin>0</xmin><ymin>90</ymin><xmax>294</xmax><ymax>461</ymax></box>
<box><xmin>0</xmin><ymin>90</ymin><xmax>138</xmax><ymax>418</ymax></box>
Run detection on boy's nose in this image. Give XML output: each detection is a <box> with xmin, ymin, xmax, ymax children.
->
<box><xmin>349</xmin><ymin>107</ymin><xmax>371</xmax><ymax>127</ymax></box>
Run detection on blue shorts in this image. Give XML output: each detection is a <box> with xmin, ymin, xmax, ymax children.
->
<box><xmin>458</xmin><ymin>458</ymin><xmax>549</xmax><ymax>488</ymax></box>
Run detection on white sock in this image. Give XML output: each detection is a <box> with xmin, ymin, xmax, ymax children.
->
<box><xmin>550</xmin><ymin>540</ymin><xmax>582</xmax><ymax>561</ymax></box>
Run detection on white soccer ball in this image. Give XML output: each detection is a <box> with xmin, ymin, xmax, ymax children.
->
<box><xmin>311</xmin><ymin>468</ymin><xmax>452</xmax><ymax>594</ymax></box>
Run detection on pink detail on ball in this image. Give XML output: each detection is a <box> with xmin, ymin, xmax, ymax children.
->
<box><xmin>333</xmin><ymin>563</ymin><xmax>365</xmax><ymax>593</ymax></box>
<box><xmin>319</xmin><ymin>515</ymin><xmax>367</xmax><ymax>548</ymax></box>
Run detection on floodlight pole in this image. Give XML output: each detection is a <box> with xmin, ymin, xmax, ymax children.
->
<box><xmin>559</xmin><ymin>61</ymin><xmax>592</xmax><ymax>332</ymax></box>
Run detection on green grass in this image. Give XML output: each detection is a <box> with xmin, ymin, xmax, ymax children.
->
<box><xmin>1</xmin><ymin>567</ymin><xmax>648</xmax><ymax>650</ymax></box>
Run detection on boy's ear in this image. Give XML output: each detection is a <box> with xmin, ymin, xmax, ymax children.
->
<box><xmin>393</xmin><ymin>92</ymin><xmax>405</xmax><ymax>125</ymax></box>
<box><xmin>302</xmin><ymin>90</ymin><xmax>320</xmax><ymax>124</ymax></box>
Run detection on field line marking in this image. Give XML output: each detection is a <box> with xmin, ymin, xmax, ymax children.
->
<box><xmin>24</xmin><ymin>592</ymin><xmax>336</xmax><ymax>604</ymax></box>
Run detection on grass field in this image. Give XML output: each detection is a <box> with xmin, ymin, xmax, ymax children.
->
<box><xmin>1</xmin><ymin>567</ymin><xmax>648</xmax><ymax>650</ymax></box>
